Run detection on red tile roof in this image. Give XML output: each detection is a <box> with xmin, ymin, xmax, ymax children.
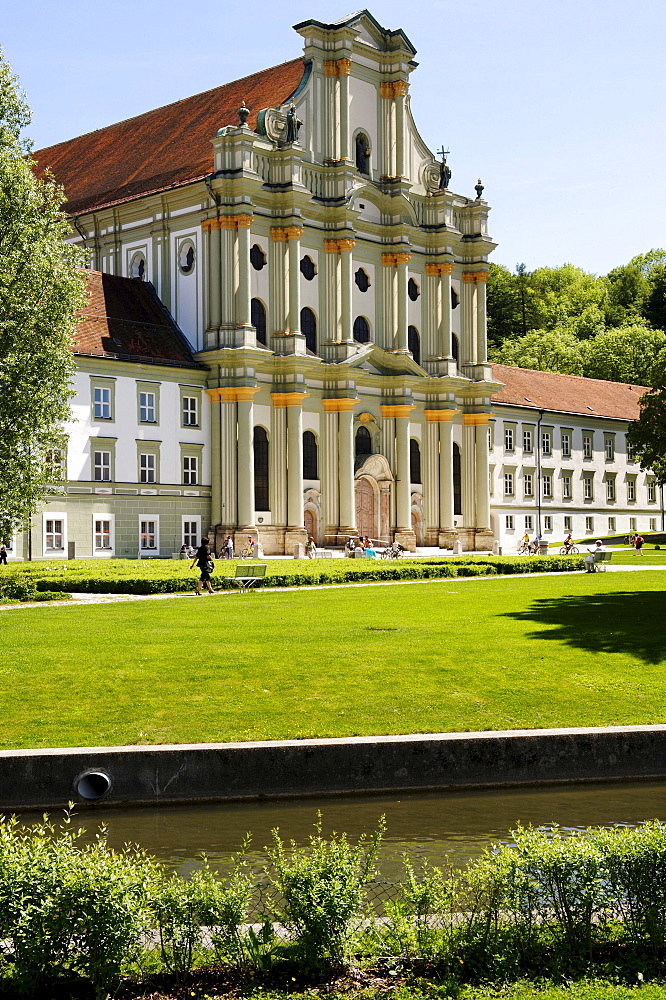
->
<box><xmin>491</xmin><ymin>363</ymin><xmax>648</xmax><ymax>421</ymax></box>
<box><xmin>34</xmin><ymin>59</ymin><xmax>305</xmax><ymax>215</ymax></box>
<box><xmin>74</xmin><ymin>271</ymin><xmax>204</xmax><ymax>369</ymax></box>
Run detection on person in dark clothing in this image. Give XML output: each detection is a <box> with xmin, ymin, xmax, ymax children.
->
<box><xmin>0</xmin><ymin>545</ymin><xmax>7</xmax><ymax>565</ymax></box>
<box><xmin>190</xmin><ymin>536</ymin><xmax>214</xmax><ymax>595</ymax></box>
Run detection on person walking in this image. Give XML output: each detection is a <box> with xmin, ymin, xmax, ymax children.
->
<box><xmin>190</xmin><ymin>536</ymin><xmax>214</xmax><ymax>594</ymax></box>
<box><xmin>225</xmin><ymin>535</ymin><xmax>234</xmax><ymax>560</ymax></box>
<box><xmin>0</xmin><ymin>545</ymin><xmax>7</xmax><ymax>566</ymax></box>
<box><xmin>634</xmin><ymin>533</ymin><xmax>645</xmax><ymax>556</ymax></box>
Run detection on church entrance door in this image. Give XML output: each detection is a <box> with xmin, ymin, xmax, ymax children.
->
<box><xmin>355</xmin><ymin>477</ymin><xmax>374</xmax><ymax>540</ymax></box>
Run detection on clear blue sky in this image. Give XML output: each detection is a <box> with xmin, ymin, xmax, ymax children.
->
<box><xmin>3</xmin><ymin>0</ymin><xmax>664</xmax><ymax>276</ymax></box>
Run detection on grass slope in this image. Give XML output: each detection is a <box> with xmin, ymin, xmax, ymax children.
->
<box><xmin>0</xmin><ymin>572</ymin><xmax>664</xmax><ymax>750</ymax></box>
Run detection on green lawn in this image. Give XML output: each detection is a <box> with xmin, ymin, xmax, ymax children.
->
<box><xmin>237</xmin><ymin>984</ymin><xmax>666</xmax><ymax>1000</ymax></box>
<box><xmin>0</xmin><ymin>571</ymin><xmax>664</xmax><ymax>750</ymax></box>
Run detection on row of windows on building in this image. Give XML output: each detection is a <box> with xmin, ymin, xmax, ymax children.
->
<box><xmin>504</xmin><ymin>514</ymin><xmax>661</xmax><ymax>534</ymax></box>
<box><xmin>93</xmin><ymin>385</ymin><xmax>200</xmax><ymax>426</ymax></box>
<box><xmin>43</xmin><ymin>516</ymin><xmax>201</xmax><ymax>553</ymax></box>
<box><xmin>500</xmin><ymin>471</ymin><xmax>657</xmax><ymax>503</ymax></box>
<box><xmin>501</xmin><ymin>426</ymin><xmax>633</xmax><ymax>462</ymax></box>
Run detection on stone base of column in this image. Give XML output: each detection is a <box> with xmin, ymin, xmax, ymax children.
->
<box><xmin>463</xmin><ymin>362</ymin><xmax>493</xmax><ymax>382</ymax></box>
<box><xmin>284</xmin><ymin>526</ymin><xmax>308</xmax><ymax>555</ymax></box>
<box><xmin>425</xmin><ymin>527</ymin><xmax>440</xmax><ymax>546</ymax></box>
<box><xmin>437</xmin><ymin>529</ymin><xmax>459</xmax><ymax>550</ymax></box>
<box><xmin>254</xmin><ymin>527</ymin><xmax>285</xmax><ymax>556</ymax></box>
<box><xmin>272</xmin><ymin>333</ymin><xmax>307</xmax><ymax>355</ymax></box>
<box><xmin>474</xmin><ymin>528</ymin><xmax>495</xmax><ymax>552</ymax></box>
<box><xmin>323</xmin><ymin>342</ymin><xmax>359</xmax><ymax>363</ymax></box>
<box><xmin>423</xmin><ymin>357</ymin><xmax>459</xmax><ymax>377</ymax></box>
<box><xmin>456</xmin><ymin>528</ymin><xmax>476</xmax><ymax>552</ymax></box>
<box><xmin>394</xmin><ymin>529</ymin><xmax>416</xmax><ymax>552</ymax></box>
<box><xmin>234</xmin><ymin>529</ymin><xmax>259</xmax><ymax>556</ymax></box>
<box><xmin>334</xmin><ymin>526</ymin><xmax>357</xmax><ymax>547</ymax></box>
<box><xmin>220</xmin><ymin>324</ymin><xmax>256</xmax><ymax>349</ymax></box>
<box><xmin>204</xmin><ymin>327</ymin><xmax>220</xmax><ymax>350</ymax></box>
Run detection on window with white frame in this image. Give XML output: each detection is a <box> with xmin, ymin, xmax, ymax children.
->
<box><xmin>504</xmin><ymin>472</ymin><xmax>514</xmax><ymax>496</ymax></box>
<box><xmin>525</xmin><ymin>515</ymin><xmax>533</xmax><ymax>532</ymax></box>
<box><xmin>183</xmin><ymin>520</ymin><xmax>198</xmax><ymax>549</ymax></box>
<box><xmin>94</xmin><ymin>450</ymin><xmax>111</xmax><ymax>482</ymax></box>
<box><xmin>94</xmin><ymin>519</ymin><xmax>112</xmax><ymax>550</ymax></box>
<box><xmin>650</xmin><ymin>517</ymin><xmax>657</xmax><ymax>531</ymax></box>
<box><xmin>46</xmin><ymin>447</ymin><xmax>66</xmax><ymax>480</ymax></box>
<box><xmin>140</xmin><ymin>454</ymin><xmax>156</xmax><ymax>484</ymax></box>
<box><xmin>629</xmin><ymin>517</ymin><xmax>637</xmax><ymax>531</ymax></box>
<box><xmin>605</xmin><ymin>436</ymin><xmax>615</xmax><ymax>460</ymax></box>
<box><xmin>583</xmin><ymin>435</ymin><xmax>592</xmax><ymax>459</ymax></box>
<box><xmin>584</xmin><ymin>475</ymin><xmax>593</xmax><ymax>500</ymax></box>
<box><xmin>564</xmin><ymin>515</ymin><xmax>572</xmax><ymax>532</ymax></box>
<box><xmin>139</xmin><ymin>391</ymin><xmax>156</xmax><ymax>423</ymax></box>
<box><xmin>627</xmin><ymin>439</ymin><xmax>635</xmax><ymax>461</ymax></box>
<box><xmin>45</xmin><ymin>518</ymin><xmax>64</xmax><ymax>550</ymax></box>
<box><xmin>585</xmin><ymin>516</ymin><xmax>594</xmax><ymax>532</ymax></box>
<box><xmin>562</xmin><ymin>475</ymin><xmax>572</xmax><ymax>499</ymax></box>
<box><xmin>93</xmin><ymin>385</ymin><xmax>112</xmax><ymax>420</ymax></box>
<box><xmin>183</xmin><ymin>455</ymin><xmax>198</xmax><ymax>485</ymax></box>
<box><xmin>504</xmin><ymin>426</ymin><xmax>514</xmax><ymax>451</ymax></box>
<box><xmin>523</xmin><ymin>429</ymin><xmax>533</xmax><ymax>453</ymax></box>
<box><xmin>543</xmin><ymin>474</ymin><xmax>552</xmax><ymax>498</ymax></box>
<box><xmin>648</xmin><ymin>480</ymin><xmax>656</xmax><ymax>502</ymax></box>
<box><xmin>606</xmin><ymin>477</ymin><xmax>616</xmax><ymax>501</ymax></box>
<box><xmin>627</xmin><ymin>479</ymin><xmax>636</xmax><ymax>501</ymax></box>
<box><xmin>524</xmin><ymin>473</ymin><xmax>533</xmax><ymax>496</ymax></box>
<box><xmin>561</xmin><ymin>432</ymin><xmax>571</xmax><ymax>457</ymax></box>
<box><xmin>505</xmin><ymin>515</ymin><xmax>514</xmax><ymax>529</ymax></box>
<box><xmin>542</xmin><ymin>431</ymin><xmax>551</xmax><ymax>455</ymax></box>
<box><xmin>140</xmin><ymin>519</ymin><xmax>157</xmax><ymax>550</ymax></box>
<box><xmin>182</xmin><ymin>396</ymin><xmax>198</xmax><ymax>426</ymax></box>
<box><xmin>608</xmin><ymin>516</ymin><xmax>616</xmax><ymax>532</ymax></box>
<box><xmin>544</xmin><ymin>515</ymin><xmax>553</xmax><ymax>531</ymax></box>
<box><xmin>488</xmin><ymin>468</ymin><xmax>494</xmax><ymax>496</ymax></box>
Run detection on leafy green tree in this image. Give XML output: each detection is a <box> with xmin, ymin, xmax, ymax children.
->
<box><xmin>528</xmin><ymin>264</ymin><xmax>607</xmax><ymax>337</ymax></box>
<box><xmin>0</xmin><ymin>50</ymin><xmax>86</xmax><ymax>542</ymax></box>
<box><xmin>490</xmin><ymin>328</ymin><xmax>587</xmax><ymax>375</ymax></box>
<box><xmin>627</xmin><ymin>352</ymin><xmax>666</xmax><ymax>484</ymax></box>
<box><xmin>604</xmin><ymin>262</ymin><xmax>650</xmax><ymax>327</ymax></box>
<box><xmin>584</xmin><ymin>324</ymin><xmax>666</xmax><ymax>386</ymax></box>
<box><xmin>644</xmin><ymin>264</ymin><xmax>666</xmax><ymax>331</ymax></box>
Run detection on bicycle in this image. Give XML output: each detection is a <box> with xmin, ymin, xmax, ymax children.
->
<box><xmin>381</xmin><ymin>543</ymin><xmax>404</xmax><ymax>559</ymax></box>
<box><xmin>239</xmin><ymin>543</ymin><xmax>255</xmax><ymax>558</ymax></box>
<box><xmin>559</xmin><ymin>544</ymin><xmax>579</xmax><ymax>555</ymax></box>
<box><xmin>517</xmin><ymin>541</ymin><xmax>534</xmax><ymax>555</ymax></box>
<box><xmin>624</xmin><ymin>533</ymin><xmax>637</xmax><ymax>547</ymax></box>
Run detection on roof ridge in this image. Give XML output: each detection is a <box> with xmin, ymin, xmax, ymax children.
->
<box><xmin>491</xmin><ymin>362</ymin><xmax>648</xmax><ymax>393</ymax></box>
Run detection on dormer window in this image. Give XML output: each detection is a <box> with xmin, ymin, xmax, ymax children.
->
<box><xmin>355</xmin><ymin>133</ymin><xmax>370</xmax><ymax>175</ymax></box>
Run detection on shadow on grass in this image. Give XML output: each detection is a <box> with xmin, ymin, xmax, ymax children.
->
<box><xmin>501</xmin><ymin>589</ymin><xmax>666</xmax><ymax>665</ymax></box>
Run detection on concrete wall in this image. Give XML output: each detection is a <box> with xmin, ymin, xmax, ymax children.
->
<box><xmin>3</xmin><ymin>725</ymin><xmax>666</xmax><ymax>812</ymax></box>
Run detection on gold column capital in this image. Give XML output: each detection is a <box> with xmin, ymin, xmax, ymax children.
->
<box><xmin>379</xmin><ymin>80</ymin><xmax>408</xmax><ymax>99</ymax></box>
<box><xmin>324</xmin><ymin>239</ymin><xmax>340</xmax><ymax>253</ymax></box>
<box><xmin>322</xmin><ymin>397</ymin><xmax>357</xmax><ymax>412</ymax></box>
<box><xmin>474</xmin><ymin>271</ymin><xmax>488</xmax><ymax>283</ymax></box>
<box><xmin>394</xmin><ymin>252</ymin><xmax>412</xmax><ymax>266</ymax></box>
<box><xmin>235</xmin><ymin>214</ymin><xmax>253</xmax><ymax>229</ymax></box>
<box><xmin>462</xmin><ymin>272</ymin><xmax>476</xmax><ymax>284</ymax></box>
<box><xmin>392</xmin><ymin>80</ymin><xmax>409</xmax><ymax>97</ymax></box>
<box><xmin>381</xmin><ymin>403</ymin><xmax>416</xmax><ymax>418</ymax></box>
<box><xmin>271</xmin><ymin>227</ymin><xmax>288</xmax><ymax>241</ymax></box>
<box><xmin>337</xmin><ymin>58</ymin><xmax>352</xmax><ymax>76</ymax></box>
<box><xmin>285</xmin><ymin>225</ymin><xmax>304</xmax><ymax>240</ymax></box>
<box><xmin>202</xmin><ymin>218</ymin><xmax>218</xmax><ymax>233</ymax></box>
<box><xmin>205</xmin><ymin>387</ymin><xmax>222</xmax><ymax>402</ymax></box>
<box><xmin>271</xmin><ymin>391</ymin><xmax>310</xmax><ymax>407</ymax></box>
<box><xmin>441</xmin><ymin>262</ymin><xmax>455</xmax><ymax>275</ymax></box>
<box><xmin>219</xmin><ymin>216</ymin><xmax>239</xmax><ymax>230</ymax></box>
<box><xmin>381</xmin><ymin>252</ymin><xmax>397</xmax><ymax>266</ymax></box>
<box><xmin>463</xmin><ymin>412</ymin><xmax>490</xmax><ymax>426</ymax></box>
<box><xmin>425</xmin><ymin>409</ymin><xmax>459</xmax><ymax>422</ymax></box>
<box><xmin>211</xmin><ymin>386</ymin><xmax>261</xmax><ymax>403</ymax></box>
<box><xmin>338</xmin><ymin>238</ymin><xmax>356</xmax><ymax>252</ymax></box>
<box><xmin>426</xmin><ymin>261</ymin><xmax>455</xmax><ymax>276</ymax></box>
<box><xmin>425</xmin><ymin>263</ymin><xmax>440</xmax><ymax>277</ymax></box>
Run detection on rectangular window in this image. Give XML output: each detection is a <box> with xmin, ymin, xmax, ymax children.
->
<box><xmin>627</xmin><ymin>479</ymin><xmax>636</xmax><ymax>501</ymax></box>
<box><xmin>504</xmin><ymin>472</ymin><xmax>514</xmax><ymax>496</ymax></box>
<box><xmin>94</xmin><ymin>385</ymin><xmax>112</xmax><ymax>420</ymax></box>
<box><xmin>629</xmin><ymin>517</ymin><xmax>637</xmax><ymax>531</ymax></box>
<box><xmin>525</xmin><ymin>515</ymin><xmax>533</xmax><ymax>532</ymax></box>
<box><xmin>182</xmin><ymin>396</ymin><xmax>198</xmax><ymax>426</ymax></box>
<box><xmin>606</xmin><ymin>478</ymin><xmax>616</xmax><ymax>501</ymax></box>
<box><xmin>46</xmin><ymin>448</ymin><xmax>66</xmax><ymax>480</ymax></box>
<box><xmin>648</xmin><ymin>480</ymin><xmax>656</xmax><ymax>502</ymax></box>
<box><xmin>542</xmin><ymin>431</ymin><xmax>551</xmax><ymax>456</ymax></box>
<box><xmin>605</xmin><ymin>436</ymin><xmax>615</xmax><ymax>461</ymax></box>
<box><xmin>544</xmin><ymin>515</ymin><xmax>553</xmax><ymax>532</ymax></box>
<box><xmin>523</xmin><ymin>429</ymin><xmax>533</xmax><ymax>453</ymax></box>
<box><xmin>505</xmin><ymin>515</ymin><xmax>514</xmax><ymax>530</ymax></box>
<box><xmin>140</xmin><ymin>454</ymin><xmax>156</xmax><ymax>484</ymax></box>
<box><xmin>562</xmin><ymin>475</ymin><xmax>572</xmax><ymax>499</ymax></box>
<box><xmin>608</xmin><ymin>516</ymin><xmax>616</xmax><ymax>533</ymax></box>
<box><xmin>504</xmin><ymin>427</ymin><xmax>514</xmax><ymax>451</ymax></box>
<box><xmin>183</xmin><ymin>455</ymin><xmax>198</xmax><ymax>486</ymax></box>
<box><xmin>45</xmin><ymin>519</ymin><xmax>64</xmax><ymax>550</ymax></box>
<box><xmin>140</xmin><ymin>520</ymin><xmax>157</xmax><ymax>550</ymax></box>
<box><xmin>627</xmin><ymin>439</ymin><xmax>635</xmax><ymax>461</ymax></box>
<box><xmin>543</xmin><ymin>474</ymin><xmax>552</xmax><ymax>498</ymax></box>
<box><xmin>584</xmin><ymin>475</ymin><xmax>593</xmax><ymax>500</ymax></box>
<box><xmin>650</xmin><ymin>518</ymin><xmax>657</xmax><ymax>531</ymax></box>
<box><xmin>524</xmin><ymin>473</ymin><xmax>533</xmax><ymax>497</ymax></box>
<box><xmin>183</xmin><ymin>520</ymin><xmax>198</xmax><ymax>549</ymax></box>
<box><xmin>93</xmin><ymin>451</ymin><xmax>111</xmax><ymax>482</ymax></box>
<box><xmin>94</xmin><ymin>519</ymin><xmax>111</xmax><ymax>549</ymax></box>
<box><xmin>583</xmin><ymin>435</ymin><xmax>592</xmax><ymax>459</ymax></box>
<box><xmin>564</xmin><ymin>515</ymin><xmax>572</xmax><ymax>532</ymax></box>
<box><xmin>561</xmin><ymin>433</ymin><xmax>571</xmax><ymax>457</ymax></box>
<box><xmin>585</xmin><ymin>516</ymin><xmax>594</xmax><ymax>532</ymax></box>
<box><xmin>139</xmin><ymin>391</ymin><xmax>156</xmax><ymax>423</ymax></box>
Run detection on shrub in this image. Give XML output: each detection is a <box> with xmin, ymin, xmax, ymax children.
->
<box><xmin>0</xmin><ymin>573</ymin><xmax>38</xmax><ymax>602</ymax></box>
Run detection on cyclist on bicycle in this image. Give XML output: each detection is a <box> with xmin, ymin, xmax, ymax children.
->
<box><xmin>563</xmin><ymin>533</ymin><xmax>574</xmax><ymax>554</ymax></box>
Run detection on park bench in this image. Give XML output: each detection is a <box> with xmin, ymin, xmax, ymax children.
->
<box><xmin>230</xmin><ymin>563</ymin><xmax>267</xmax><ymax>591</ymax></box>
<box><xmin>593</xmin><ymin>550</ymin><xmax>613</xmax><ymax>572</ymax></box>
<box><xmin>316</xmin><ymin>550</ymin><xmax>333</xmax><ymax>558</ymax></box>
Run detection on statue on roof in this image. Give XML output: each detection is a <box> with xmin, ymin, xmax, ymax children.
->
<box><xmin>437</xmin><ymin>146</ymin><xmax>452</xmax><ymax>190</ymax></box>
<box><xmin>285</xmin><ymin>102</ymin><xmax>302</xmax><ymax>143</ymax></box>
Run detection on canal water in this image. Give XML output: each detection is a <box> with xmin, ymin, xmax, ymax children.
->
<box><xmin>13</xmin><ymin>780</ymin><xmax>666</xmax><ymax>880</ymax></box>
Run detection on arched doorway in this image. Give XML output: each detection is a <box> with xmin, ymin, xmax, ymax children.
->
<box><xmin>304</xmin><ymin>508</ymin><xmax>317</xmax><ymax>542</ymax></box>
<box><xmin>354</xmin><ymin>454</ymin><xmax>394</xmax><ymax>544</ymax></box>
<box><xmin>355</xmin><ymin>478</ymin><xmax>375</xmax><ymax>540</ymax></box>
<box><xmin>411</xmin><ymin>510</ymin><xmax>424</xmax><ymax>545</ymax></box>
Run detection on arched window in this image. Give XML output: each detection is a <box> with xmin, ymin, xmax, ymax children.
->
<box><xmin>453</xmin><ymin>442</ymin><xmax>462</xmax><ymax>516</ymax></box>
<box><xmin>408</xmin><ymin>325</ymin><xmax>420</xmax><ymax>365</ymax></box>
<box><xmin>355</xmin><ymin>426</ymin><xmax>372</xmax><ymax>459</ymax></box>
<box><xmin>130</xmin><ymin>252</ymin><xmax>146</xmax><ymax>280</ymax></box>
<box><xmin>451</xmin><ymin>286</ymin><xmax>460</xmax><ymax>309</ymax></box>
<box><xmin>254</xmin><ymin>427</ymin><xmax>269</xmax><ymax>511</ymax></box>
<box><xmin>410</xmin><ymin>439</ymin><xmax>421</xmax><ymax>484</ymax></box>
<box><xmin>251</xmin><ymin>298</ymin><xmax>267</xmax><ymax>346</ymax></box>
<box><xmin>408</xmin><ymin>278</ymin><xmax>420</xmax><ymax>301</ymax></box>
<box><xmin>353</xmin><ymin>316</ymin><xmax>370</xmax><ymax>343</ymax></box>
<box><xmin>303</xmin><ymin>431</ymin><xmax>318</xmax><ymax>479</ymax></box>
<box><xmin>452</xmin><ymin>334</ymin><xmax>459</xmax><ymax>367</ymax></box>
<box><xmin>250</xmin><ymin>244</ymin><xmax>266</xmax><ymax>270</ymax></box>
<box><xmin>355</xmin><ymin>268</ymin><xmax>370</xmax><ymax>292</ymax></box>
<box><xmin>300</xmin><ymin>255</ymin><xmax>316</xmax><ymax>280</ymax></box>
<box><xmin>300</xmin><ymin>307</ymin><xmax>317</xmax><ymax>354</ymax></box>
<box><xmin>355</xmin><ymin>133</ymin><xmax>370</xmax><ymax>175</ymax></box>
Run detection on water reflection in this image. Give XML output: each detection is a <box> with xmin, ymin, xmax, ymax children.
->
<box><xmin>8</xmin><ymin>781</ymin><xmax>666</xmax><ymax>881</ymax></box>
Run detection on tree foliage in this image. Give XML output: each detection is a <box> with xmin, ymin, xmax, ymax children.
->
<box><xmin>627</xmin><ymin>353</ymin><xmax>666</xmax><ymax>485</ymax></box>
<box><xmin>0</xmin><ymin>50</ymin><xmax>87</xmax><ymax>541</ymax></box>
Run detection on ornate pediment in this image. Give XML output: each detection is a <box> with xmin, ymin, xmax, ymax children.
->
<box><xmin>355</xmin><ymin>453</ymin><xmax>394</xmax><ymax>482</ymax></box>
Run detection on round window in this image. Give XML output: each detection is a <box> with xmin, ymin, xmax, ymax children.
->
<box><xmin>178</xmin><ymin>241</ymin><xmax>195</xmax><ymax>275</ymax></box>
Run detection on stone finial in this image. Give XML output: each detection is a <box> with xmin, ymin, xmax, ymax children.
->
<box><xmin>238</xmin><ymin>100</ymin><xmax>250</xmax><ymax>126</ymax></box>
<box><xmin>475</xmin><ymin>178</ymin><xmax>484</xmax><ymax>200</ymax></box>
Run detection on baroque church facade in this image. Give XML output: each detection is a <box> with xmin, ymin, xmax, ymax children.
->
<box><xmin>18</xmin><ymin>10</ymin><xmax>658</xmax><ymax>560</ymax></box>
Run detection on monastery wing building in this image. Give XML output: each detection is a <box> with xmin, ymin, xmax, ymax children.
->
<box><xmin>20</xmin><ymin>10</ymin><xmax>658</xmax><ymax>561</ymax></box>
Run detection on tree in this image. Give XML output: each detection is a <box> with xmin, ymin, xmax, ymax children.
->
<box><xmin>490</xmin><ymin>328</ymin><xmax>587</xmax><ymax>376</ymax></box>
<box><xmin>584</xmin><ymin>323</ymin><xmax>666</xmax><ymax>386</ymax></box>
<box><xmin>627</xmin><ymin>352</ymin><xmax>666</xmax><ymax>484</ymax></box>
<box><xmin>0</xmin><ymin>50</ymin><xmax>87</xmax><ymax>542</ymax></box>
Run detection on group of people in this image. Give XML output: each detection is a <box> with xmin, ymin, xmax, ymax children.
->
<box><xmin>346</xmin><ymin>536</ymin><xmax>377</xmax><ymax>559</ymax></box>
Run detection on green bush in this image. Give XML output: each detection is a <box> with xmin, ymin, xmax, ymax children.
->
<box><xmin>0</xmin><ymin>573</ymin><xmax>38</xmax><ymax>601</ymax></box>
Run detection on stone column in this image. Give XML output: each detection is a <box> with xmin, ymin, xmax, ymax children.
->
<box><xmin>396</xmin><ymin>253</ymin><xmax>410</xmax><ymax>352</ymax></box>
<box><xmin>461</xmin><ymin>272</ymin><xmax>476</xmax><ymax>367</ymax></box>
<box><xmin>324</xmin><ymin>240</ymin><xmax>341</xmax><ymax>342</ymax></box>
<box><xmin>270</xmin><ymin>402</ymin><xmax>287</xmax><ymax>527</ymax></box>
<box><xmin>220</xmin><ymin>218</ymin><xmax>236</xmax><ymax>329</ymax></box>
<box><xmin>270</xmin><ymin>227</ymin><xmax>287</xmax><ymax>337</ymax></box>
<box><xmin>475</xmin><ymin>417</ymin><xmax>491</xmax><ymax>530</ymax></box>
<box><xmin>394</xmin><ymin>405</ymin><xmax>416</xmax><ymax>550</ymax></box>
<box><xmin>339</xmin><ymin>239</ymin><xmax>355</xmax><ymax>343</ymax></box>
<box><xmin>286</xmin><ymin>226</ymin><xmax>304</xmax><ymax>333</ymax></box>
<box><xmin>204</xmin><ymin>219</ymin><xmax>221</xmax><ymax>339</ymax></box>
<box><xmin>441</xmin><ymin>263</ymin><xmax>454</xmax><ymax>357</ymax></box>
<box><xmin>475</xmin><ymin>272</ymin><xmax>488</xmax><ymax>364</ymax></box>
<box><xmin>425</xmin><ymin>264</ymin><xmax>440</xmax><ymax>359</ymax></box>
<box><xmin>236</xmin><ymin>388</ymin><xmax>259</xmax><ymax>529</ymax></box>
<box><xmin>424</xmin><ymin>417</ymin><xmax>439</xmax><ymax>545</ymax></box>
<box><xmin>206</xmin><ymin>388</ymin><xmax>222</xmax><ymax>526</ymax></box>
<box><xmin>220</xmin><ymin>393</ymin><xmax>237</xmax><ymax>528</ymax></box>
<box><xmin>393</xmin><ymin>80</ymin><xmax>408</xmax><ymax>178</ymax></box>
<box><xmin>324</xmin><ymin>60</ymin><xmax>340</xmax><ymax>160</ymax></box>
<box><xmin>236</xmin><ymin>215</ymin><xmax>252</xmax><ymax>329</ymax></box>
<box><xmin>382</xmin><ymin>412</ymin><xmax>396</xmax><ymax>529</ymax></box>
<box><xmin>379</xmin><ymin>81</ymin><xmax>396</xmax><ymax>177</ymax></box>
<box><xmin>322</xmin><ymin>402</ymin><xmax>340</xmax><ymax>543</ymax></box>
<box><xmin>462</xmin><ymin>415</ymin><xmax>477</xmax><ymax>541</ymax></box>
<box><xmin>381</xmin><ymin>254</ymin><xmax>396</xmax><ymax>353</ymax></box>
<box><xmin>337</xmin><ymin>401</ymin><xmax>357</xmax><ymax>536</ymax></box>
<box><xmin>287</xmin><ymin>399</ymin><xmax>305</xmax><ymax>527</ymax></box>
<box><xmin>338</xmin><ymin>59</ymin><xmax>352</xmax><ymax>161</ymax></box>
